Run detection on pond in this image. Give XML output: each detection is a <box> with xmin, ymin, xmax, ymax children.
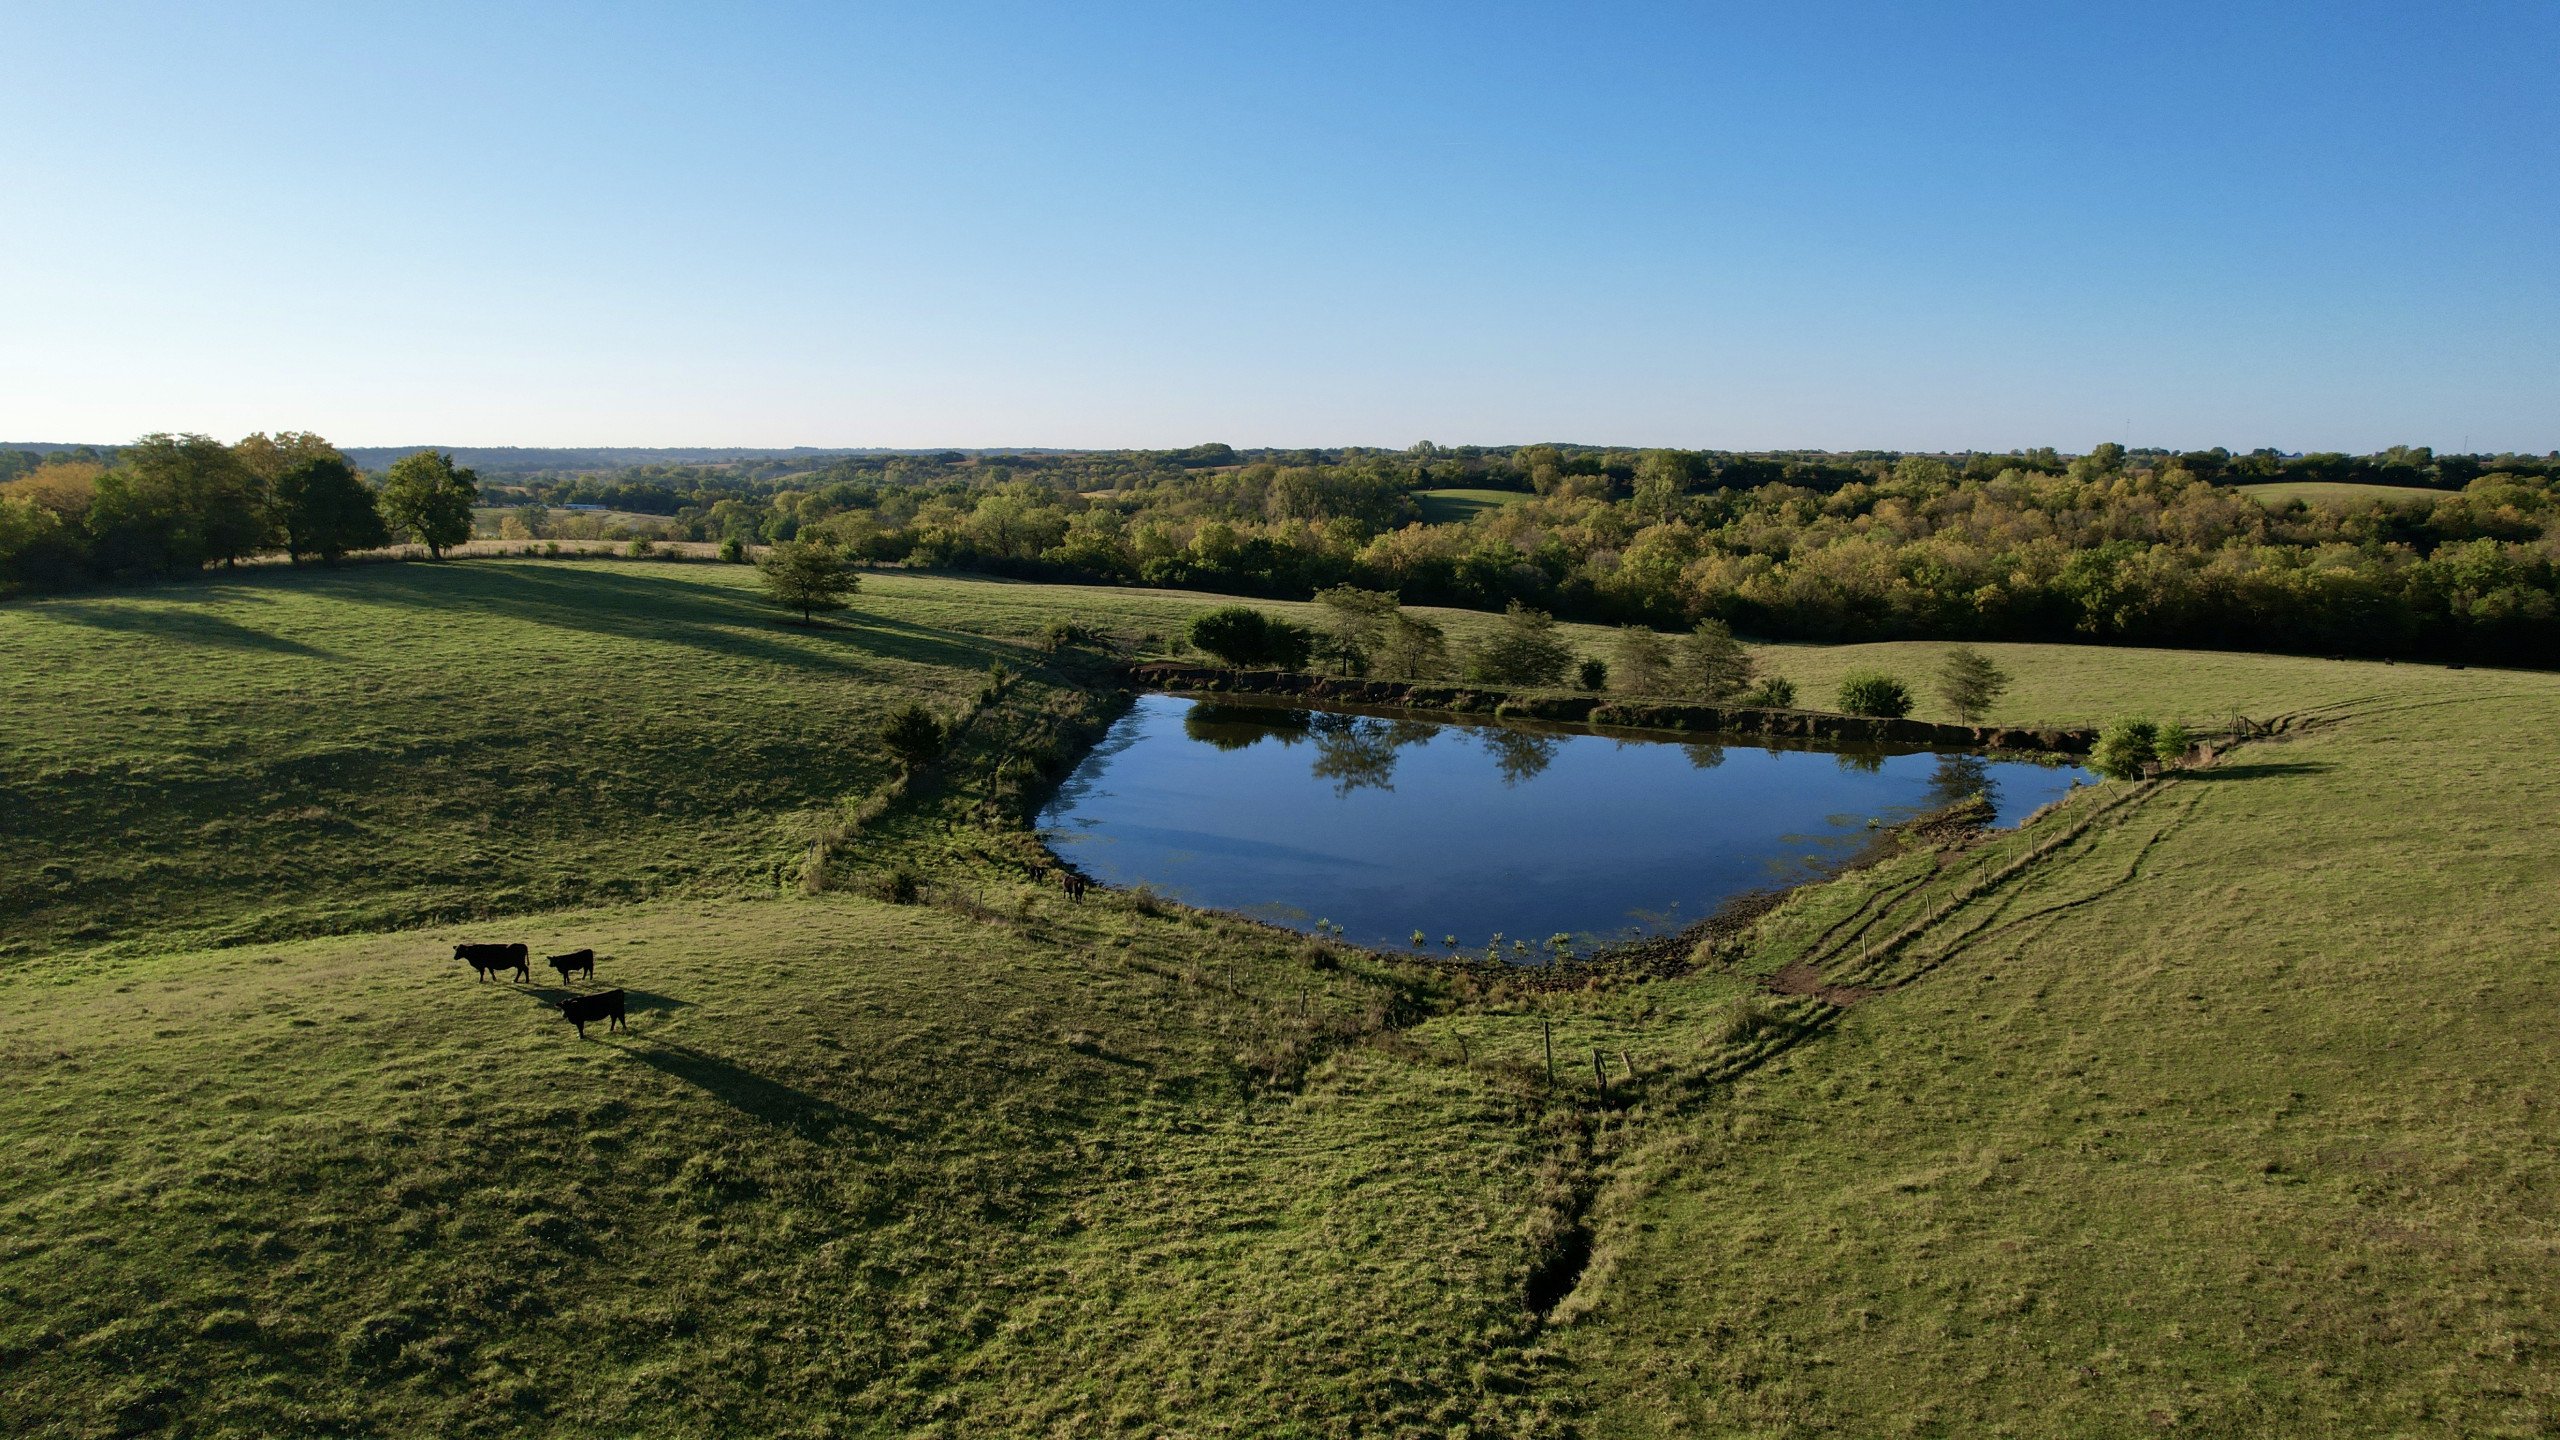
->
<box><xmin>1038</xmin><ymin>693</ymin><xmax>2090</xmax><ymax>955</ymax></box>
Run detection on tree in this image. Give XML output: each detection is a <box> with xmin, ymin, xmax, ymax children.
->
<box><xmin>271</xmin><ymin>457</ymin><xmax>389</xmax><ymax>563</ymax></box>
<box><xmin>1836</xmin><ymin>671</ymin><xmax>1914</xmax><ymax>718</ymax></box>
<box><xmin>756</xmin><ymin>538</ymin><xmax>859</xmax><ymax>622</ymax></box>
<box><xmin>87</xmin><ymin>433</ymin><xmax>273</xmax><ymax>575</ymax></box>
<box><xmin>1674</xmin><ymin>619</ymin><xmax>1756</xmax><ymax>700</ymax></box>
<box><xmin>880</xmin><ymin>702</ymin><xmax>946</xmax><ymax>772</ymax></box>
<box><xmin>1189</xmin><ymin>606</ymin><xmax>1315</xmax><ymax>669</ymax></box>
<box><xmin>1937</xmin><ymin>645</ymin><xmax>2013</xmax><ymax>722</ymax></box>
<box><xmin>1614</xmin><ymin>625</ymin><xmax>1671</xmax><ymax>694</ymax></box>
<box><xmin>379</xmin><ymin>450</ymin><xmax>479</xmax><ymax>558</ymax></box>
<box><xmin>1312</xmin><ymin>585</ymin><xmax>1399</xmax><ymax>674</ymax></box>
<box><xmin>1373</xmin><ymin>610</ymin><xmax>1448</xmax><ymax>679</ymax></box>
<box><xmin>1462</xmin><ymin>601</ymin><xmax>1574</xmax><ymax>686</ymax></box>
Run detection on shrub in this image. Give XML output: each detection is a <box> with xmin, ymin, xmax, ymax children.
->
<box><xmin>717</xmin><ymin>536</ymin><xmax>747</xmax><ymax>564</ymax></box>
<box><xmin>2090</xmin><ymin>717</ymin><xmax>2160</xmax><ymax>779</ymax></box>
<box><xmin>1740</xmin><ymin>676</ymin><xmax>1797</xmax><ymax>708</ymax></box>
<box><xmin>1188</xmin><ymin>606</ymin><xmax>1315</xmax><ymax>669</ymax></box>
<box><xmin>879</xmin><ymin>702</ymin><xmax>947</xmax><ymax>772</ymax></box>
<box><xmin>1713</xmin><ymin>996</ymin><xmax>1788</xmax><ymax>1046</ymax></box>
<box><xmin>2155</xmin><ymin>720</ymin><xmax>2195</xmax><ymax>766</ymax></box>
<box><xmin>625</xmin><ymin>537</ymin><xmax>657</xmax><ymax>559</ymax></box>
<box><xmin>1576</xmin><ymin>657</ymin><xmax>1609</xmax><ymax>691</ymax></box>
<box><xmin>1836</xmin><ymin>671</ymin><xmax>1914</xmax><ymax>718</ymax></box>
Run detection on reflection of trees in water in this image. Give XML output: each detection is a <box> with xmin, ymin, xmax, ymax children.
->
<box><xmin>1682</xmin><ymin>741</ymin><xmax>1726</xmax><ymax>770</ymax></box>
<box><xmin>1926</xmin><ymin>751</ymin><xmax>1997</xmax><ymax>811</ymax></box>
<box><xmin>1309</xmin><ymin>713</ymin><xmax>1402</xmax><ymax>795</ymax></box>
<box><xmin>1833</xmin><ymin>749</ymin><xmax>1887</xmax><ymax>775</ymax></box>
<box><xmin>1480</xmin><ymin>728</ymin><xmax>1559</xmax><ymax>785</ymax></box>
<box><xmin>1182</xmin><ymin>703</ymin><xmax>1309</xmax><ymax>751</ymax></box>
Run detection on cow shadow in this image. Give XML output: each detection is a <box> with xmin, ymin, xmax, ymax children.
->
<box><xmin>617</xmin><ymin>1039</ymin><xmax>875</xmax><ymax>1144</ymax></box>
<box><xmin>516</xmin><ymin>983</ymin><xmax>688</xmax><ymax>1016</ymax></box>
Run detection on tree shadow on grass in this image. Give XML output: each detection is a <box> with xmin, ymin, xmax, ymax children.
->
<box><xmin>38</xmin><ymin>599</ymin><xmax>337</xmax><ymax>659</ymax></box>
<box><xmin>326</xmin><ymin>561</ymin><xmax>1018</xmax><ymax>676</ymax></box>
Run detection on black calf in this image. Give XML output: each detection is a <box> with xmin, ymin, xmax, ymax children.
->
<box><xmin>559</xmin><ymin>989</ymin><xmax>626</xmax><ymax>1039</ymax></box>
<box><xmin>547</xmin><ymin>948</ymin><xmax>596</xmax><ymax>982</ymax></box>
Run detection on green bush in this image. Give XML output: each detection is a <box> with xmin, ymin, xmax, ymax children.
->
<box><xmin>2090</xmin><ymin>718</ymin><xmax>2160</xmax><ymax>779</ymax></box>
<box><xmin>717</xmin><ymin>537</ymin><xmax>747</xmax><ymax>564</ymax></box>
<box><xmin>1188</xmin><ymin>606</ymin><xmax>1315</xmax><ymax>669</ymax></box>
<box><xmin>1836</xmin><ymin>671</ymin><xmax>1914</xmax><ymax>718</ymax></box>
<box><xmin>1740</xmin><ymin>676</ymin><xmax>1797</xmax><ymax>708</ymax></box>
<box><xmin>1576</xmin><ymin>657</ymin><xmax>1609</xmax><ymax>691</ymax></box>
<box><xmin>879</xmin><ymin>702</ymin><xmax>947</xmax><ymax>773</ymax></box>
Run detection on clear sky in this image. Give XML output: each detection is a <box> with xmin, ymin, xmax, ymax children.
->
<box><xmin>3</xmin><ymin>2</ymin><xmax>2554</xmax><ymax>453</ymax></box>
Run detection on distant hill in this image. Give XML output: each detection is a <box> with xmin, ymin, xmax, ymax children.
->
<box><xmin>0</xmin><ymin>443</ymin><xmax>1095</xmax><ymax>477</ymax></box>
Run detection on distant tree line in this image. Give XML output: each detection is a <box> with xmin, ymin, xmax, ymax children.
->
<box><xmin>11</xmin><ymin>437</ymin><xmax>2560</xmax><ymax>666</ymax></box>
<box><xmin>0</xmin><ymin>433</ymin><xmax>488</xmax><ymax>595</ymax></box>
<box><xmin>605</xmin><ymin>442</ymin><xmax>2558</xmax><ymax>664</ymax></box>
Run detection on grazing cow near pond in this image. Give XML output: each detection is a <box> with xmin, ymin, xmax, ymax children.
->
<box><xmin>455</xmin><ymin>942</ymin><xmax>529</xmax><ymax>982</ymax></box>
<box><xmin>559</xmin><ymin>989</ymin><xmax>627</xmax><ymax>1039</ymax></box>
<box><xmin>547</xmin><ymin>948</ymin><xmax>596</xmax><ymax>983</ymax></box>
<box><xmin>1062</xmin><ymin>872</ymin><xmax>1088</xmax><ymax>902</ymax></box>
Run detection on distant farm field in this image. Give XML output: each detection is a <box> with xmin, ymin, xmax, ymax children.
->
<box><xmin>2236</xmin><ymin>480</ymin><xmax>2445</xmax><ymax>508</ymax></box>
<box><xmin>5</xmin><ymin>558</ymin><xmax>2558</xmax><ymax>1437</ymax></box>
<box><xmin>1416</xmin><ymin>487</ymin><xmax>1530</xmax><ymax>523</ymax></box>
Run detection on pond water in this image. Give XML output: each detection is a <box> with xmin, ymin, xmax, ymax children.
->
<box><xmin>1039</xmin><ymin>693</ymin><xmax>2089</xmax><ymax>954</ymax></box>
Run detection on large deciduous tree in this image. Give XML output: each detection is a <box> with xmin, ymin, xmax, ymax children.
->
<box><xmin>379</xmin><ymin>450</ymin><xmax>480</xmax><ymax>558</ymax></box>
<box><xmin>272</xmin><ymin>457</ymin><xmax>390</xmax><ymax>564</ymax></box>
<box><xmin>87</xmin><ymin>433</ymin><xmax>273</xmax><ymax>575</ymax></box>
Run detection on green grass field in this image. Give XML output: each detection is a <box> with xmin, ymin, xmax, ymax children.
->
<box><xmin>2235</xmin><ymin>480</ymin><xmax>2446</xmax><ymax>508</ymax></box>
<box><xmin>4</xmin><ymin>558</ymin><xmax>2556</xmax><ymax>1436</ymax></box>
<box><xmin>1416</xmin><ymin>487</ymin><xmax>1531</xmax><ymax>524</ymax></box>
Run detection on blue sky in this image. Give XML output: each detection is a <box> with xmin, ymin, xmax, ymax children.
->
<box><xmin>3</xmin><ymin>2</ymin><xmax>2553</xmax><ymax>452</ymax></box>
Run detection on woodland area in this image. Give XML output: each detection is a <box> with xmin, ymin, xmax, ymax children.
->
<box><xmin>6</xmin><ymin>437</ymin><xmax>2556</xmax><ymax>661</ymax></box>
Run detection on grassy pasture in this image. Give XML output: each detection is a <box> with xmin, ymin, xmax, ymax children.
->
<box><xmin>1416</xmin><ymin>487</ymin><xmax>1531</xmax><ymax>524</ymax></box>
<box><xmin>5</xmin><ymin>558</ymin><xmax>2558</xmax><ymax>1436</ymax></box>
<box><xmin>1547</xmin><ymin>681</ymin><xmax>2560</xmax><ymax>1436</ymax></box>
<box><xmin>2236</xmin><ymin>480</ymin><xmax>2445</xmax><ymax>508</ymax></box>
<box><xmin>0</xmin><ymin>892</ymin><xmax>1576</xmax><ymax>1438</ymax></box>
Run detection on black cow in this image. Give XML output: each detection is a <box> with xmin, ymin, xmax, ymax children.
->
<box><xmin>455</xmin><ymin>942</ymin><xmax>529</xmax><ymax>982</ymax></box>
<box><xmin>1062</xmin><ymin>872</ymin><xmax>1088</xmax><ymax>903</ymax></box>
<box><xmin>559</xmin><ymin>989</ymin><xmax>626</xmax><ymax>1039</ymax></box>
<box><xmin>547</xmin><ymin>948</ymin><xmax>596</xmax><ymax>983</ymax></box>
